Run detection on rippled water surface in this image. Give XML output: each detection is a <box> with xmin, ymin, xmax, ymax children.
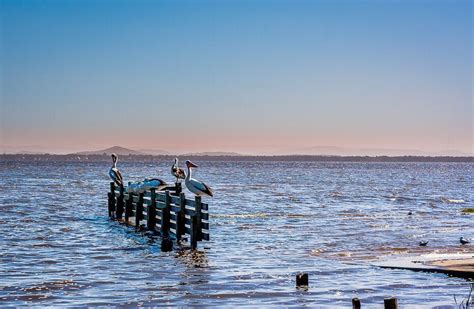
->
<box><xmin>1</xmin><ymin>159</ymin><xmax>473</xmax><ymax>307</ymax></box>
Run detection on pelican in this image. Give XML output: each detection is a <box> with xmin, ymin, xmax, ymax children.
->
<box><xmin>460</xmin><ymin>237</ymin><xmax>470</xmax><ymax>245</ymax></box>
<box><xmin>184</xmin><ymin>160</ymin><xmax>213</xmax><ymax>197</ymax></box>
<box><xmin>171</xmin><ymin>158</ymin><xmax>186</xmax><ymax>182</ymax></box>
<box><xmin>126</xmin><ymin>178</ymin><xmax>167</xmax><ymax>194</ymax></box>
<box><xmin>109</xmin><ymin>153</ymin><xmax>123</xmax><ymax>186</ymax></box>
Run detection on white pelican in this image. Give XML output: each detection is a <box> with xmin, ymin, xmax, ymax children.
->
<box><xmin>126</xmin><ymin>178</ymin><xmax>168</xmax><ymax>194</ymax></box>
<box><xmin>184</xmin><ymin>160</ymin><xmax>213</xmax><ymax>197</ymax></box>
<box><xmin>171</xmin><ymin>158</ymin><xmax>186</xmax><ymax>182</ymax></box>
<box><xmin>109</xmin><ymin>153</ymin><xmax>123</xmax><ymax>186</ymax></box>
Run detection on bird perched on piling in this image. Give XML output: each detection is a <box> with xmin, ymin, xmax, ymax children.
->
<box><xmin>460</xmin><ymin>237</ymin><xmax>470</xmax><ymax>245</ymax></box>
<box><xmin>184</xmin><ymin>160</ymin><xmax>213</xmax><ymax>197</ymax></box>
<box><xmin>109</xmin><ymin>153</ymin><xmax>123</xmax><ymax>186</ymax></box>
<box><xmin>171</xmin><ymin>158</ymin><xmax>186</xmax><ymax>182</ymax></box>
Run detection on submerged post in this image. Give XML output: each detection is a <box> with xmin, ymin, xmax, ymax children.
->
<box><xmin>125</xmin><ymin>193</ymin><xmax>132</xmax><ymax>223</ymax></box>
<box><xmin>109</xmin><ymin>182</ymin><xmax>116</xmax><ymax>218</ymax></box>
<box><xmin>384</xmin><ymin>297</ymin><xmax>398</xmax><ymax>309</ymax></box>
<box><xmin>176</xmin><ymin>192</ymin><xmax>186</xmax><ymax>241</ymax></box>
<box><xmin>161</xmin><ymin>190</ymin><xmax>171</xmax><ymax>237</ymax></box>
<box><xmin>195</xmin><ymin>195</ymin><xmax>202</xmax><ymax>241</ymax></box>
<box><xmin>116</xmin><ymin>185</ymin><xmax>124</xmax><ymax>219</ymax></box>
<box><xmin>352</xmin><ymin>298</ymin><xmax>361</xmax><ymax>309</ymax></box>
<box><xmin>190</xmin><ymin>215</ymin><xmax>198</xmax><ymax>250</ymax></box>
<box><xmin>135</xmin><ymin>192</ymin><xmax>144</xmax><ymax>228</ymax></box>
<box><xmin>296</xmin><ymin>272</ymin><xmax>308</xmax><ymax>288</ymax></box>
<box><xmin>147</xmin><ymin>189</ymin><xmax>156</xmax><ymax>231</ymax></box>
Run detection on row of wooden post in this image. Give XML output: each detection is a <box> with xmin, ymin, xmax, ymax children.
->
<box><xmin>296</xmin><ymin>273</ymin><xmax>398</xmax><ymax>308</ymax></box>
<box><xmin>108</xmin><ymin>181</ymin><xmax>204</xmax><ymax>250</ymax></box>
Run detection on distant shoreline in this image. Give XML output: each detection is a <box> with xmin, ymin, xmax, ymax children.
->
<box><xmin>1</xmin><ymin>154</ymin><xmax>473</xmax><ymax>163</ymax></box>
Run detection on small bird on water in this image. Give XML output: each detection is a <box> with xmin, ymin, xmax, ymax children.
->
<box><xmin>171</xmin><ymin>158</ymin><xmax>186</xmax><ymax>182</ymax></box>
<box><xmin>109</xmin><ymin>153</ymin><xmax>123</xmax><ymax>186</ymax></box>
<box><xmin>419</xmin><ymin>240</ymin><xmax>429</xmax><ymax>246</ymax></box>
<box><xmin>460</xmin><ymin>237</ymin><xmax>470</xmax><ymax>245</ymax></box>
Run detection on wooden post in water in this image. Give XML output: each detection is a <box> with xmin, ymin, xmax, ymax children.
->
<box><xmin>384</xmin><ymin>297</ymin><xmax>398</xmax><ymax>309</ymax></box>
<box><xmin>194</xmin><ymin>195</ymin><xmax>202</xmax><ymax>241</ymax></box>
<box><xmin>176</xmin><ymin>192</ymin><xmax>186</xmax><ymax>241</ymax></box>
<box><xmin>125</xmin><ymin>193</ymin><xmax>132</xmax><ymax>223</ymax></box>
<box><xmin>296</xmin><ymin>272</ymin><xmax>308</xmax><ymax>288</ymax></box>
<box><xmin>109</xmin><ymin>182</ymin><xmax>116</xmax><ymax>218</ymax></box>
<box><xmin>175</xmin><ymin>182</ymin><xmax>182</xmax><ymax>195</ymax></box>
<box><xmin>107</xmin><ymin>192</ymin><xmax>112</xmax><ymax>217</ymax></box>
<box><xmin>161</xmin><ymin>190</ymin><xmax>171</xmax><ymax>237</ymax></box>
<box><xmin>352</xmin><ymin>298</ymin><xmax>361</xmax><ymax>309</ymax></box>
<box><xmin>135</xmin><ymin>192</ymin><xmax>144</xmax><ymax>228</ymax></box>
<box><xmin>147</xmin><ymin>189</ymin><xmax>156</xmax><ymax>231</ymax></box>
<box><xmin>116</xmin><ymin>185</ymin><xmax>124</xmax><ymax>219</ymax></box>
<box><xmin>190</xmin><ymin>215</ymin><xmax>198</xmax><ymax>250</ymax></box>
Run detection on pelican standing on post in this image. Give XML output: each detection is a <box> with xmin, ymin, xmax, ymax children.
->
<box><xmin>171</xmin><ymin>158</ymin><xmax>186</xmax><ymax>182</ymax></box>
<box><xmin>185</xmin><ymin>160</ymin><xmax>213</xmax><ymax>197</ymax></box>
<box><xmin>109</xmin><ymin>153</ymin><xmax>123</xmax><ymax>186</ymax></box>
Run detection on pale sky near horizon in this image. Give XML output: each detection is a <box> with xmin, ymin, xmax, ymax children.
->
<box><xmin>1</xmin><ymin>0</ymin><xmax>472</xmax><ymax>155</ymax></box>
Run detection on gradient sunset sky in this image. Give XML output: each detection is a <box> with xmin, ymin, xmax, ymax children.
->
<box><xmin>1</xmin><ymin>0</ymin><xmax>472</xmax><ymax>155</ymax></box>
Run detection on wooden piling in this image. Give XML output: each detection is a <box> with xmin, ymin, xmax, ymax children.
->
<box><xmin>125</xmin><ymin>193</ymin><xmax>132</xmax><ymax>223</ymax></box>
<box><xmin>195</xmin><ymin>195</ymin><xmax>202</xmax><ymax>241</ymax></box>
<box><xmin>109</xmin><ymin>182</ymin><xmax>116</xmax><ymax>217</ymax></box>
<box><xmin>190</xmin><ymin>215</ymin><xmax>198</xmax><ymax>249</ymax></box>
<box><xmin>296</xmin><ymin>272</ymin><xmax>309</xmax><ymax>288</ymax></box>
<box><xmin>175</xmin><ymin>182</ymin><xmax>182</xmax><ymax>195</ymax></box>
<box><xmin>116</xmin><ymin>185</ymin><xmax>124</xmax><ymax>219</ymax></box>
<box><xmin>161</xmin><ymin>190</ymin><xmax>171</xmax><ymax>237</ymax></box>
<box><xmin>135</xmin><ymin>192</ymin><xmax>144</xmax><ymax>228</ymax></box>
<box><xmin>384</xmin><ymin>297</ymin><xmax>398</xmax><ymax>309</ymax></box>
<box><xmin>147</xmin><ymin>189</ymin><xmax>156</xmax><ymax>231</ymax></box>
<box><xmin>352</xmin><ymin>297</ymin><xmax>361</xmax><ymax>309</ymax></box>
<box><xmin>176</xmin><ymin>192</ymin><xmax>186</xmax><ymax>241</ymax></box>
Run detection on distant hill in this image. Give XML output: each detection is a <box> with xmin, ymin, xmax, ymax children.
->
<box><xmin>182</xmin><ymin>151</ymin><xmax>243</xmax><ymax>156</ymax></box>
<box><xmin>138</xmin><ymin>148</ymin><xmax>171</xmax><ymax>155</ymax></box>
<box><xmin>74</xmin><ymin>146</ymin><xmax>145</xmax><ymax>156</ymax></box>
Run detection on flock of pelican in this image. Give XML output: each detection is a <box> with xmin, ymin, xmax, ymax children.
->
<box><xmin>108</xmin><ymin>154</ymin><xmax>213</xmax><ymax>197</ymax></box>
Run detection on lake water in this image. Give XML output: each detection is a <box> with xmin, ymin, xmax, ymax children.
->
<box><xmin>0</xmin><ymin>158</ymin><xmax>473</xmax><ymax>307</ymax></box>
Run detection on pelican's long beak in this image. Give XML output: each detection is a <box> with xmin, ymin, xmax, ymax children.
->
<box><xmin>186</xmin><ymin>160</ymin><xmax>198</xmax><ymax>168</ymax></box>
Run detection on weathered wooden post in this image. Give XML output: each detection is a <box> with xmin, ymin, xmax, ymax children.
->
<box><xmin>161</xmin><ymin>190</ymin><xmax>171</xmax><ymax>237</ymax></box>
<box><xmin>176</xmin><ymin>192</ymin><xmax>186</xmax><ymax>241</ymax></box>
<box><xmin>296</xmin><ymin>272</ymin><xmax>308</xmax><ymax>288</ymax></box>
<box><xmin>108</xmin><ymin>193</ymin><xmax>112</xmax><ymax>217</ymax></box>
<box><xmin>116</xmin><ymin>185</ymin><xmax>124</xmax><ymax>219</ymax></box>
<box><xmin>194</xmin><ymin>195</ymin><xmax>202</xmax><ymax>241</ymax></box>
<box><xmin>135</xmin><ymin>192</ymin><xmax>144</xmax><ymax>228</ymax></box>
<box><xmin>109</xmin><ymin>182</ymin><xmax>116</xmax><ymax>218</ymax></box>
<box><xmin>384</xmin><ymin>297</ymin><xmax>398</xmax><ymax>309</ymax></box>
<box><xmin>147</xmin><ymin>189</ymin><xmax>156</xmax><ymax>231</ymax></box>
<box><xmin>190</xmin><ymin>215</ymin><xmax>198</xmax><ymax>250</ymax></box>
<box><xmin>175</xmin><ymin>182</ymin><xmax>182</xmax><ymax>195</ymax></box>
<box><xmin>125</xmin><ymin>193</ymin><xmax>132</xmax><ymax>223</ymax></box>
<box><xmin>352</xmin><ymin>297</ymin><xmax>361</xmax><ymax>309</ymax></box>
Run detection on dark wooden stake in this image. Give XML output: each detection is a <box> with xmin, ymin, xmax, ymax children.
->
<box><xmin>384</xmin><ymin>297</ymin><xmax>398</xmax><ymax>309</ymax></box>
<box><xmin>147</xmin><ymin>189</ymin><xmax>156</xmax><ymax>231</ymax></box>
<box><xmin>116</xmin><ymin>185</ymin><xmax>124</xmax><ymax>219</ymax></box>
<box><xmin>195</xmin><ymin>195</ymin><xmax>202</xmax><ymax>241</ymax></box>
<box><xmin>190</xmin><ymin>215</ymin><xmax>198</xmax><ymax>249</ymax></box>
<box><xmin>107</xmin><ymin>192</ymin><xmax>112</xmax><ymax>217</ymax></box>
<box><xmin>175</xmin><ymin>182</ymin><xmax>182</xmax><ymax>195</ymax></box>
<box><xmin>161</xmin><ymin>237</ymin><xmax>173</xmax><ymax>252</ymax></box>
<box><xmin>125</xmin><ymin>193</ymin><xmax>132</xmax><ymax>223</ymax></box>
<box><xmin>109</xmin><ymin>182</ymin><xmax>116</xmax><ymax>217</ymax></box>
<box><xmin>296</xmin><ymin>272</ymin><xmax>308</xmax><ymax>288</ymax></box>
<box><xmin>176</xmin><ymin>192</ymin><xmax>186</xmax><ymax>241</ymax></box>
<box><xmin>161</xmin><ymin>190</ymin><xmax>171</xmax><ymax>237</ymax></box>
<box><xmin>135</xmin><ymin>192</ymin><xmax>144</xmax><ymax>228</ymax></box>
<box><xmin>352</xmin><ymin>297</ymin><xmax>361</xmax><ymax>309</ymax></box>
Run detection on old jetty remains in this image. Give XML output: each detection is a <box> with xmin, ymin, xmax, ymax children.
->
<box><xmin>107</xmin><ymin>182</ymin><xmax>209</xmax><ymax>250</ymax></box>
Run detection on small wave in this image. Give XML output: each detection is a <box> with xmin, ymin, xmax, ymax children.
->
<box><xmin>441</xmin><ymin>197</ymin><xmax>465</xmax><ymax>204</ymax></box>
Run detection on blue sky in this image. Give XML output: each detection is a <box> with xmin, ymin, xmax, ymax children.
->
<box><xmin>0</xmin><ymin>0</ymin><xmax>472</xmax><ymax>155</ymax></box>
